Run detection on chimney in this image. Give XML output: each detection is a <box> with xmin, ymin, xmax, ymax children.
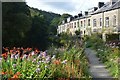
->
<box><xmin>110</xmin><ymin>0</ymin><xmax>118</xmax><ymax>5</ymax></box>
<box><xmin>85</xmin><ymin>11</ymin><xmax>88</xmax><ymax>15</ymax></box>
<box><xmin>98</xmin><ymin>2</ymin><xmax>104</xmax><ymax>8</ymax></box>
<box><xmin>78</xmin><ymin>12</ymin><xmax>82</xmax><ymax>17</ymax></box>
<box><xmin>74</xmin><ymin>15</ymin><xmax>78</xmax><ymax>18</ymax></box>
<box><xmin>94</xmin><ymin>7</ymin><xmax>98</xmax><ymax>11</ymax></box>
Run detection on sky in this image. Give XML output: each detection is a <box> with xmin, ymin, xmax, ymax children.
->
<box><xmin>25</xmin><ymin>0</ymin><xmax>110</xmax><ymax>16</ymax></box>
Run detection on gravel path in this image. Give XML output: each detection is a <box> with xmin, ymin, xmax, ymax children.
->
<box><xmin>85</xmin><ymin>48</ymin><xmax>112</xmax><ymax>78</ymax></box>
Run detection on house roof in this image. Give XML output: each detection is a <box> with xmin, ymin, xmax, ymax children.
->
<box><xmin>93</xmin><ymin>0</ymin><xmax>120</xmax><ymax>14</ymax></box>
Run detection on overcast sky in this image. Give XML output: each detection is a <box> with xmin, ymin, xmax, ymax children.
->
<box><xmin>25</xmin><ymin>0</ymin><xmax>110</xmax><ymax>16</ymax></box>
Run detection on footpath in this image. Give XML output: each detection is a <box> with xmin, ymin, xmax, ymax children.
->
<box><xmin>85</xmin><ymin>48</ymin><xmax>112</xmax><ymax>79</ymax></box>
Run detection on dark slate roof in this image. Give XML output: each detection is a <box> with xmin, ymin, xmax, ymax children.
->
<box><xmin>112</xmin><ymin>0</ymin><xmax>120</xmax><ymax>9</ymax></box>
<box><xmin>93</xmin><ymin>0</ymin><xmax>120</xmax><ymax>14</ymax></box>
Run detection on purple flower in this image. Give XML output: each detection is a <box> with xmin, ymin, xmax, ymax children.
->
<box><xmin>36</xmin><ymin>68</ymin><xmax>40</xmax><ymax>73</ymax></box>
<box><xmin>46</xmin><ymin>56</ymin><xmax>50</xmax><ymax>61</ymax></box>
<box><xmin>42</xmin><ymin>52</ymin><xmax>47</xmax><ymax>58</ymax></box>
<box><xmin>32</xmin><ymin>59</ymin><xmax>36</xmax><ymax>63</ymax></box>
<box><xmin>37</xmin><ymin>54</ymin><xmax>42</xmax><ymax>59</ymax></box>
<box><xmin>37</xmin><ymin>61</ymin><xmax>41</xmax><ymax>65</ymax></box>
<box><xmin>13</xmin><ymin>64</ymin><xmax>17</xmax><ymax>68</ymax></box>
<box><xmin>0</xmin><ymin>58</ymin><xmax>2</xmax><ymax>63</ymax></box>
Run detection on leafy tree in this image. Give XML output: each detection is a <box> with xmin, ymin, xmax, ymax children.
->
<box><xmin>26</xmin><ymin>15</ymin><xmax>48</xmax><ymax>50</ymax></box>
<box><xmin>2</xmin><ymin>2</ymin><xmax>32</xmax><ymax>47</ymax></box>
<box><xmin>58</xmin><ymin>13</ymin><xmax>72</xmax><ymax>25</ymax></box>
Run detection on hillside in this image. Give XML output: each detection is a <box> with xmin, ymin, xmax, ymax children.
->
<box><xmin>2</xmin><ymin>2</ymin><xmax>72</xmax><ymax>50</ymax></box>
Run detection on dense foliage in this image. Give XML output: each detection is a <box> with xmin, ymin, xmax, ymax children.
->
<box><xmin>2</xmin><ymin>2</ymin><xmax>32</xmax><ymax>47</ymax></box>
<box><xmin>2</xmin><ymin>2</ymin><xmax>72</xmax><ymax>50</ymax></box>
<box><xmin>1</xmin><ymin>46</ymin><xmax>91</xmax><ymax>79</ymax></box>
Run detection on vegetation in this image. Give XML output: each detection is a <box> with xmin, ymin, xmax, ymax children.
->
<box><xmin>85</xmin><ymin>34</ymin><xmax>120</xmax><ymax>77</ymax></box>
<box><xmin>2</xmin><ymin>2</ymin><xmax>72</xmax><ymax>50</ymax></box>
<box><xmin>1</xmin><ymin>32</ymin><xmax>91</xmax><ymax>79</ymax></box>
<box><xmin>1</xmin><ymin>46</ymin><xmax>91</xmax><ymax>79</ymax></box>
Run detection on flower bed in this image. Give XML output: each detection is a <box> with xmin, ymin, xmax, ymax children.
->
<box><xmin>1</xmin><ymin>47</ymin><xmax>90</xmax><ymax>79</ymax></box>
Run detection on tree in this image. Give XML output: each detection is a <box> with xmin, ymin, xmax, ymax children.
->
<box><xmin>2</xmin><ymin>2</ymin><xmax>32</xmax><ymax>47</ymax></box>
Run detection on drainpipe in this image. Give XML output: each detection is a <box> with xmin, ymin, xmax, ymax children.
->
<box><xmin>102</xmin><ymin>12</ymin><xmax>106</xmax><ymax>41</ymax></box>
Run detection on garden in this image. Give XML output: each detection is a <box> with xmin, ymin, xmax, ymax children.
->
<box><xmin>1</xmin><ymin>33</ymin><xmax>91</xmax><ymax>79</ymax></box>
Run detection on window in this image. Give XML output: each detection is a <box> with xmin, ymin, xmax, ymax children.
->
<box><xmin>81</xmin><ymin>21</ymin><xmax>83</xmax><ymax>27</ymax></box>
<box><xmin>88</xmin><ymin>19</ymin><xmax>90</xmax><ymax>26</ymax></box>
<box><xmin>77</xmin><ymin>21</ymin><xmax>79</xmax><ymax>27</ymax></box>
<box><xmin>74</xmin><ymin>22</ymin><xmax>76</xmax><ymax>28</ymax></box>
<box><xmin>93</xmin><ymin>19</ymin><xmax>97</xmax><ymax>27</ymax></box>
<box><xmin>84</xmin><ymin>31</ymin><xmax>85</xmax><ymax>35</ymax></box>
<box><xmin>84</xmin><ymin>20</ymin><xmax>86</xmax><ymax>27</ymax></box>
<box><xmin>105</xmin><ymin>17</ymin><xmax>109</xmax><ymax>27</ymax></box>
<box><xmin>72</xmin><ymin>23</ymin><xmax>73</xmax><ymax>28</ymax></box>
<box><xmin>113</xmin><ymin>15</ymin><xmax>116</xmax><ymax>27</ymax></box>
<box><xmin>100</xmin><ymin>18</ymin><xmax>102</xmax><ymax>26</ymax></box>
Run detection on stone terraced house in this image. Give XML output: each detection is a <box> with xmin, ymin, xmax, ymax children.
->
<box><xmin>57</xmin><ymin>0</ymin><xmax>120</xmax><ymax>41</ymax></box>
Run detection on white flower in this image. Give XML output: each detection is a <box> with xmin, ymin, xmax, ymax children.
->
<box><xmin>11</xmin><ymin>54</ymin><xmax>15</xmax><ymax>59</ymax></box>
<box><xmin>31</xmin><ymin>51</ymin><xmax>35</xmax><ymax>56</ymax></box>
<box><xmin>51</xmin><ymin>55</ymin><xmax>56</xmax><ymax>59</ymax></box>
<box><xmin>61</xmin><ymin>60</ymin><xmax>67</xmax><ymax>64</ymax></box>
<box><xmin>15</xmin><ymin>54</ymin><xmax>19</xmax><ymax>59</ymax></box>
<box><xmin>23</xmin><ymin>54</ymin><xmax>27</xmax><ymax>59</ymax></box>
<box><xmin>36</xmin><ymin>68</ymin><xmax>40</xmax><ymax>73</ymax></box>
<box><xmin>37</xmin><ymin>54</ymin><xmax>42</xmax><ymax>59</ymax></box>
<box><xmin>100</xmin><ymin>49</ymin><xmax>103</xmax><ymax>52</ymax></box>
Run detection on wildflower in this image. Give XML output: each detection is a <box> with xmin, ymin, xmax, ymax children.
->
<box><xmin>15</xmin><ymin>54</ymin><xmax>19</xmax><ymax>59</ymax></box>
<box><xmin>45</xmin><ymin>65</ymin><xmax>48</xmax><ymax>68</ymax></box>
<box><xmin>13</xmin><ymin>64</ymin><xmax>17</xmax><ymax>68</ymax></box>
<box><xmin>97</xmin><ymin>49</ymin><xmax>100</xmax><ymax>51</ymax></box>
<box><xmin>12</xmin><ymin>74</ymin><xmax>18</xmax><ymax>78</ymax></box>
<box><xmin>22</xmin><ymin>54</ymin><xmax>27</xmax><ymax>59</ymax></box>
<box><xmin>113</xmin><ymin>43</ymin><xmax>116</xmax><ymax>45</ymax></box>
<box><xmin>42</xmin><ymin>52</ymin><xmax>47</xmax><ymax>58</ymax></box>
<box><xmin>11</xmin><ymin>54</ymin><xmax>15</xmax><ymax>59</ymax></box>
<box><xmin>1</xmin><ymin>71</ymin><xmax>7</xmax><ymax>75</ymax></box>
<box><xmin>51</xmin><ymin>55</ymin><xmax>56</xmax><ymax>59</ymax></box>
<box><xmin>46</xmin><ymin>56</ymin><xmax>50</xmax><ymax>61</ymax></box>
<box><xmin>36</xmin><ymin>68</ymin><xmax>41</xmax><ymax>73</ymax></box>
<box><xmin>31</xmin><ymin>51</ymin><xmax>35</xmax><ymax>56</ymax></box>
<box><xmin>1</xmin><ymin>53</ymin><xmax>7</xmax><ymax>59</ymax></box>
<box><xmin>61</xmin><ymin>60</ymin><xmax>67</xmax><ymax>64</ymax></box>
<box><xmin>53</xmin><ymin>60</ymin><xmax>61</xmax><ymax>65</ymax></box>
<box><xmin>37</xmin><ymin>54</ymin><xmax>42</xmax><ymax>59</ymax></box>
<box><xmin>37</xmin><ymin>61</ymin><xmax>41</xmax><ymax>65</ymax></box>
<box><xmin>16</xmin><ymin>72</ymin><xmax>21</xmax><ymax>76</ymax></box>
<box><xmin>9</xmin><ymin>70</ymin><xmax>13</xmax><ymax>75</ymax></box>
<box><xmin>32</xmin><ymin>59</ymin><xmax>36</xmax><ymax>63</ymax></box>
<box><xmin>0</xmin><ymin>58</ymin><xmax>2</xmax><ymax>62</ymax></box>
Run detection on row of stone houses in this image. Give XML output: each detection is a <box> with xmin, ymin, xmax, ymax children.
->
<box><xmin>57</xmin><ymin>0</ymin><xmax>120</xmax><ymax>41</ymax></box>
